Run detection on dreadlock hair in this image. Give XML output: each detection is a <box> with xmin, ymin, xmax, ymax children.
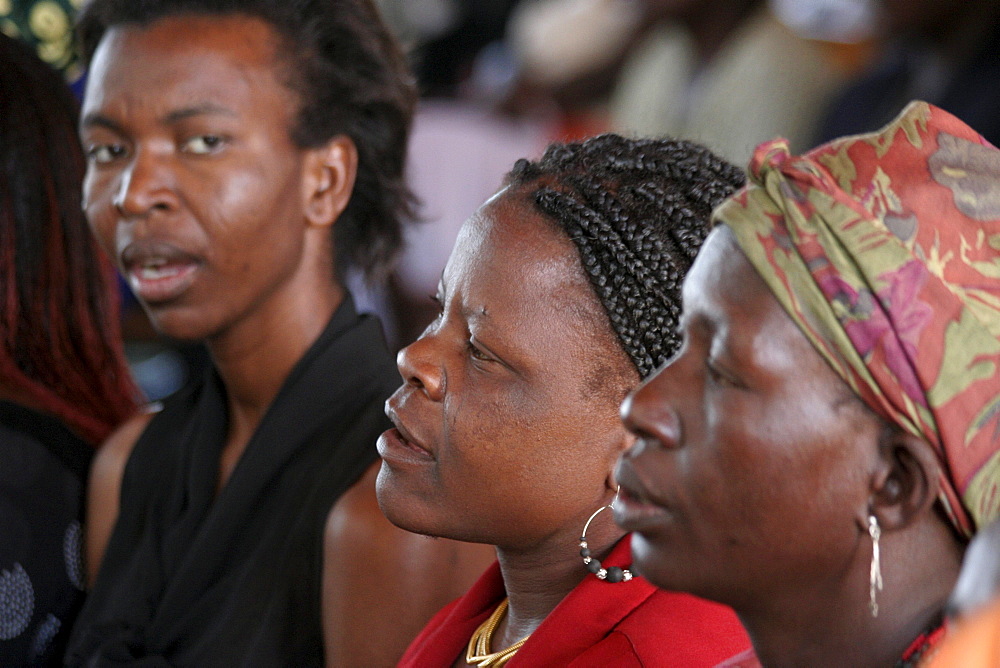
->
<box><xmin>0</xmin><ymin>33</ymin><xmax>139</xmax><ymax>445</ymax></box>
<box><xmin>77</xmin><ymin>0</ymin><xmax>417</xmax><ymax>280</ymax></box>
<box><xmin>506</xmin><ymin>133</ymin><xmax>745</xmax><ymax>378</ymax></box>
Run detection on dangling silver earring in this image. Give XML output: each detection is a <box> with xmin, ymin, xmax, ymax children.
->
<box><xmin>868</xmin><ymin>515</ymin><xmax>883</xmax><ymax>617</ymax></box>
<box><xmin>579</xmin><ymin>488</ymin><xmax>633</xmax><ymax>583</ymax></box>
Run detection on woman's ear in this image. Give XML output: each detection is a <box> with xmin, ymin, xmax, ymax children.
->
<box><xmin>303</xmin><ymin>135</ymin><xmax>358</xmax><ymax>228</ymax></box>
<box><xmin>869</xmin><ymin>424</ymin><xmax>941</xmax><ymax>531</ymax></box>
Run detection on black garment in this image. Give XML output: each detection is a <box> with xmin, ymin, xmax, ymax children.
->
<box><xmin>0</xmin><ymin>402</ymin><xmax>92</xmax><ymax>667</ymax></box>
<box><xmin>816</xmin><ymin>20</ymin><xmax>1000</xmax><ymax>148</ymax></box>
<box><xmin>66</xmin><ymin>298</ymin><xmax>399</xmax><ymax>667</ymax></box>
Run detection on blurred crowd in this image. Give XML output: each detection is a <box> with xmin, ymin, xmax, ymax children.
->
<box><xmin>373</xmin><ymin>0</ymin><xmax>1000</xmax><ymax>351</ymax></box>
<box><xmin>6</xmin><ymin>0</ymin><xmax>1000</xmax><ymax>394</ymax></box>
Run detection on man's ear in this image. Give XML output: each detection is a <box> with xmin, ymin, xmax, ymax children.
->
<box><xmin>869</xmin><ymin>424</ymin><xmax>941</xmax><ymax>531</ymax></box>
<box><xmin>303</xmin><ymin>134</ymin><xmax>358</xmax><ymax>228</ymax></box>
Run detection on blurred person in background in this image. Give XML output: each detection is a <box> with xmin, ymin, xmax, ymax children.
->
<box><xmin>929</xmin><ymin>519</ymin><xmax>1000</xmax><ymax>666</ymax></box>
<box><xmin>504</xmin><ymin>0</ymin><xmax>876</xmax><ymax>148</ymax></box>
<box><xmin>607</xmin><ymin>0</ymin><xmax>843</xmax><ymax>165</ymax></box>
<box><xmin>377</xmin><ymin>0</ymin><xmax>522</xmax><ymax>99</ymax></box>
<box><xmin>375</xmin><ymin>0</ymin><xmax>549</xmax><ymax>347</ymax></box>
<box><xmin>0</xmin><ymin>31</ymin><xmax>138</xmax><ymax>665</ymax></box>
<box><xmin>817</xmin><ymin>0</ymin><xmax>1000</xmax><ymax>146</ymax></box>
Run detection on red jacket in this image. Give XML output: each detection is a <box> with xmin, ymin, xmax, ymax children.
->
<box><xmin>399</xmin><ymin>537</ymin><xmax>751</xmax><ymax>667</ymax></box>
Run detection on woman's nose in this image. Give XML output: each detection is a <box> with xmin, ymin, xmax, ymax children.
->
<box><xmin>113</xmin><ymin>148</ymin><xmax>179</xmax><ymax>217</ymax></box>
<box><xmin>396</xmin><ymin>334</ymin><xmax>446</xmax><ymax>401</ymax></box>
<box><xmin>620</xmin><ymin>365</ymin><xmax>682</xmax><ymax>450</ymax></box>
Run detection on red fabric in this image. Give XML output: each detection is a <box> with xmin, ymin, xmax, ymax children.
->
<box><xmin>716</xmin><ymin>101</ymin><xmax>1000</xmax><ymax>536</ymax></box>
<box><xmin>399</xmin><ymin>537</ymin><xmax>751</xmax><ymax>667</ymax></box>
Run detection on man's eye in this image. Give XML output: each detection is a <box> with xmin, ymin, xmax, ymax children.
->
<box><xmin>87</xmin><ymin>144</ymin><xmax>127</xmax><ymax>164</ymax></box>
<box><xmin>182</xmin><ymin>134</ymin><xmax>225</xmax><ymax>154</ymax></box>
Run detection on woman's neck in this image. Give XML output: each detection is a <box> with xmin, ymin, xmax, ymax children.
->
<box><xmin>211</xmin><ymin>283</ymin><xmax>343</xmax><ymax>415</ymax></box>
<box><xmin>491</xmin><ymin>521</ymin><xmax>625</xmax><ymax>652</ymax></box>
<box><xmin>208</xmin><ymin>282</ymin><xmax>344</xmax><ymax>489</ymax></box>
<box><xmin>741</xmin><ymin>521</ymin><xmax>961</xmax><ymax>668</ymax></box>
<box><xmin>743</xmin><ymin>600</ymin><xmax>945</xmax><ymax>668</ymax></box>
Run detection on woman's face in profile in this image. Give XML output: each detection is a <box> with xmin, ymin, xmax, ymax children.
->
<box><xmin>614</xmin><ymin>226</ymin><xmax>882</xmax><ymax>606</ymax></box>
<box><xmin>376</xmin><ymin>188</ymin><xmax>635</xmax><ymax>549</ymax></box>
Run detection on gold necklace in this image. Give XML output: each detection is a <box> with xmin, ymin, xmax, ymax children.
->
<box><xmin>465</xmin><ymin>598</ymin><xmax>530</xmax><ymax>667</ymax></box>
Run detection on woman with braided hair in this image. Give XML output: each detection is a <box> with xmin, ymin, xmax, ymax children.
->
<box><xmin>377</xmin><ymin>133</ymin><xmax>752</xmax><ymax>666</ymax></box>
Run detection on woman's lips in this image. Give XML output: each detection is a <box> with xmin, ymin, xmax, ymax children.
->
<box><xmin>120</xmin><ymin>241</ymin><xmax>201</xmax><ymax>304</ymax></box>
<box><xmin>613</xmin><ymin>464</ymin><xmax>670</xmax><ymax>532</ymax></box>
<box><xmin>127</xmin><ymin>262</ymin><xmax>199</xmax><ymax>303</ymax></box>
<box><xmin>378</xmin><ymin>403</ymin><xmax>434</xmax><ymax>466</ymax></box>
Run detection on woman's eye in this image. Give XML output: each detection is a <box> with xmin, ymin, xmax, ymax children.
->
<box><xmin>86</xmin><ymin>143</ymin><xmax>127</xmax><ymax>164</ymax></box>
<box><xmin>427</xmin><ymin>294</ymin><xmax>445</xmax><ymax>324</ymax></box>
<box><xmin>182</xmin><ymin>134</ymin><xmax>225</xmax><ymax>154</ymax></box>
<box><xmin>706</xmin><ymin>358</ymin><xmax>729</xmax><ymax>384</ymax></box>
<box><xmin>706</xmin><ymin>359</ymin><xmax>740</xmax><ymax>389</ymax></box>
<box><xmin>467</xmin><ymin>340</ymin><xmax>491</xmax><ymax>362</ymax></box>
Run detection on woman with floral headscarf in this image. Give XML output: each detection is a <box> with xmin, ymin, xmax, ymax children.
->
<box><xmin>614</xmin><ymin>101</ymin><xmax>1000</xmax><ymax>666</ymax></box>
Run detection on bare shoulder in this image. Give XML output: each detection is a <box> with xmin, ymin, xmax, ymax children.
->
<box><xmin>93</xmin><ymin>408</ymin><xmax>157</xmax><ymax>475</ymax></box>
<box><xmin>324</xmin><ymin>460</ymin><xmax>392</xmax><ymax>542</ymax></box>
<box><xmin>322</xmin><ymin>461</ymin><xmax>495</xmax><ymax>667</ymax></box>
<box><xmin>85</xmin><ymin>406</ymin><xmax>159</xmax><ymax>586</ymax></box>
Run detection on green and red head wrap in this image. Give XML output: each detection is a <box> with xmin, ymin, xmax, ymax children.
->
<box><xmin>716</xmin><ymin>101</ymin><xmax>1000</xmax><ymax>538</ymax></box>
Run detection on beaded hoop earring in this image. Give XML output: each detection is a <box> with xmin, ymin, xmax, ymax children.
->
<box><xmin>579</xmin><ymin>490</ymin><xmax>633</xmax><ymax>583</ymax></box>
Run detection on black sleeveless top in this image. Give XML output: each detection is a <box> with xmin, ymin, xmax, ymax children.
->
<box><xmin>66</xmin><ymin>298</ymin><xmax>398</xmax><ymax>667</ymax></box>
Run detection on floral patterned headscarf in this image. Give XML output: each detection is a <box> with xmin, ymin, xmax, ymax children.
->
<box><xmin>715</xmin><ymin>101</ymin><xmax>1000</xmax><ymax>539</ymax></box>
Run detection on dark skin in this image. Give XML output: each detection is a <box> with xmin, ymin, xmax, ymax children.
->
<box><xmin>376</xmin><ymin>186</ymin><xmax>637</xmax><ymax>663</ymax></box>
<box><xmin>614</xmin><ymin>226</ymin><xmax>964</xmax><ymax>667</ymax></box>
<box><xmin>80</xmin><ymin>14</ymin><xmax>494</xmax><ymax>666</ymax></box>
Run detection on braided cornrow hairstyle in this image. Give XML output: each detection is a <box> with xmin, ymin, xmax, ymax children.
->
<box><xmin>506</xmin><ymin>133</ymin><xmax>745</xmax><ymax>377</ymax></box>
